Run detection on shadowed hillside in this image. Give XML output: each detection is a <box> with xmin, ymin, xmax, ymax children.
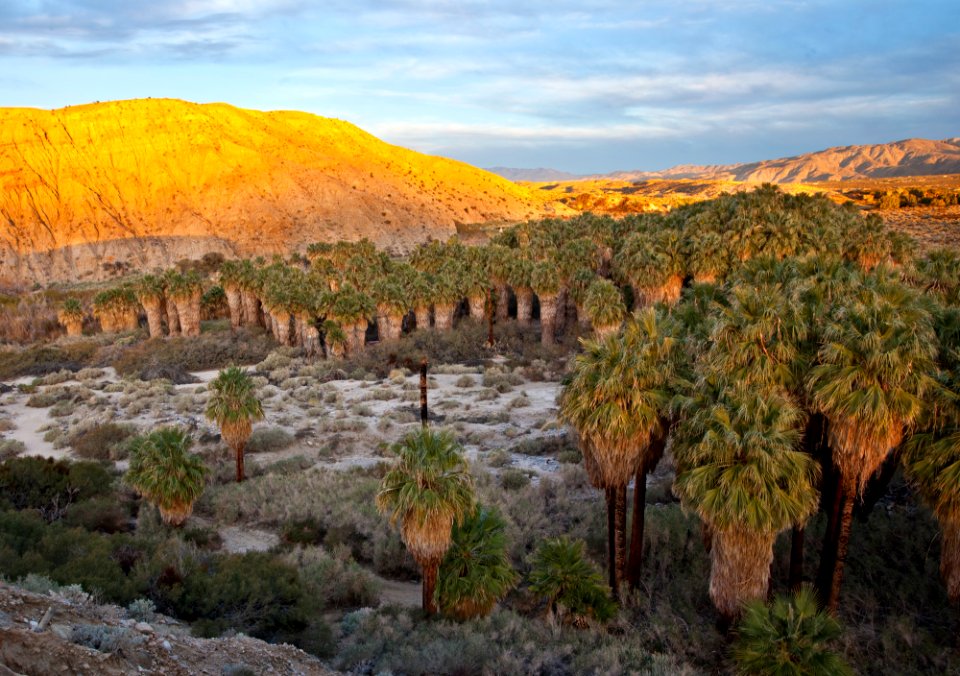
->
<box><xmin>0</xmin><ymin>99</ymin><xmax>564</xmax><ymax>285</ymax></box>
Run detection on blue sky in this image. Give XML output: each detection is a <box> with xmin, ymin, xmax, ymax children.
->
<box><xmin>2</xmin><ymin>1</ymin><xmax>958</xmax><ymax>173</ymax></box>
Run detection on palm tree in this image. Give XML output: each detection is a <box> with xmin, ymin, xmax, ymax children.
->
<box><xmin>614</xmin><ymin>228</ymin><xmax>684</xmax><ymax>308</ymax></box>
<box><xmin>686</xmin><ymin>230</ymin><xmax>730</xmax><ymax>284</ymax></box>
<box><xmin>507</xmin><ymin>255</ymin><xmax>535</xmax><ymax>326</ymax></box>
<box><xmin>436</xmin><ymin>506</ymin><xmax>518</xmax><ymax>620</ymax></box>
<box><xmin>125</xmin><ymin>427</ymin><xmax>207</xmax><ymax>527</ymax></box>
<box><xmin>431</xmin><ymin>266</ymin><xmax>465</xmax><ymax>332</ymax></box>
<box><xmin>673</xmin><ymin>385</ymin><xmax>820</xmax><ymax>621</ymax></box>
<box><xmin>560</xmin><ymin>309</ymin><xmax>684</xmax><ymax>591</ymax></box>
<box><xmin>487</xmin><ymin>245</ymin><xmax>514</xmax><ymax>321</ymax></box>
<box><xmin>57</xmin><ymin>298</ymin><xmax>85</xmax><ymax>337</ymax></box>
<box><xmin>407</xmin><ymin>271</ymin><xmax>434</xmax><ymax>330</ymax></box>
<box><xmin>135</xmin><ymin>274</ymin><xmax>168</xmax><ymax>339</ymax></box>
<box><xmin>324</xmin><ymin>283</ymin><xmax>375</xmax><ymax>355</ymax></box>
<box><xmin>806</xmin><ymin>273</ymin><xmax>939</xmax><ymax>612</ymax></box>
<box><xmin>464</xmin><ymin>247</ymin><xmax>491</xmax><ymax>321</ymax></box>
<box><xmin>93</xmin><ymin>286</ymin><xmax>139</xmax><ymax>333</ymax></box>
<box><xmin>237</xmin><ymin>259</ymin><xmax>264</xmax><ymax>328</ymax></box>
<box><xmin>205</xmin><ymin>366</ymin><xmax>265</xmax><ymax>482</ymax></box>
<box><xmin>376</xmin><ymin>428</ymin><xmax>475</xmax><ymax>615</ymax></box>
<box><xmin>167</xmin><ymin>271</ymin><xmax>204</xmax><ymax>337</ymax></box>
<box><xmin>527</xmin><ymin>537</ymin><xmax>616</xmax><ymax>626</ymax></box>
<box><xmin>372</xmin><ymin>275</ymin><xmax>409</xmax><ymax>342</ymax></box>
<box><xmin>733</xmin><ymin>586</ymin><xmax>852</xmax><ymax>676</ymax></box>
<box><xmin>582</xmin><ymin>278</ymin><xmax>626</xmax><ymax>340</ymax></box>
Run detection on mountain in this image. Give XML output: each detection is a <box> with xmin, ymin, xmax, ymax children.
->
<box><xmin>486</xmin><ymin>167</ymin><xmax>580</xmax><ymax>182</ymax></box>
<box><xmin>0</xmin><ymin>99</ymin><xmax>560</xmax><ymax>285</ymax></box>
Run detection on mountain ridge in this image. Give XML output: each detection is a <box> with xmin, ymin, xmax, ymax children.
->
<box><xmin>491</xmin><ymin>137</ymin><xmax>960</xmax><ymax>183</ymax></box>
<box><xmin>0</xmin><ymin>98</ymin><xmax>562</xmax><ymax>285</ymax></box>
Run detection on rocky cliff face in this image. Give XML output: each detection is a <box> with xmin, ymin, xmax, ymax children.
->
<box><xmin>0</xmin><ymin>99</ymin><xmax>554</xmax><ymax>285</ymax></box>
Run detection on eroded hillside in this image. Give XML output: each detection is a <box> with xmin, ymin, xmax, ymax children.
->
<box><xmin>0</xmin><ymin>99</ymin><xmax>563</xmax><ymax>285</ymax></box>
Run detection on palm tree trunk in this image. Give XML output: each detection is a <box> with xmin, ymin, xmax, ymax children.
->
<box><xmin>225</xmin><ymin>286</ymin><xmax>242</xmax><ymax>330</ymax></box>
<box><xmin>710</xmin><ymin>528</ymin><xmax>776</xmax><ymax>621</ymax></box>
<box><xmin>627</xmin><ymin>467</ymin><xmax>647</xmax><ymax>588</ymax></box>
<box><xmin>142</xmin><ymin>300</ymin><xmax>164</xmax><ymax>339</ymax></box>
<box><xmin>468</xmin><ymin>294</ymin><xmax>486</xmax><ymax>321</ymax></box>
<box><xmin>614</xmin><ymin>484</ymin><xmax>627</xmax><ymax>595</ymax></box>
<box><xmin>606</xmin><ymin>487</ymin><xmax>616</xmax><ymax>590</ymax></box>
<box><xmin>816</xmin><ymin>466</ymin><xmax>844</xmax><ymax>604</ymax></box>
<box><xmin>789</xmin><ymin>525</ymin><xmax>805</xmax><ymax>591</ymax></box>
<box><xmin>166</xmin><ymin>298</ymin><xmax>180</xmax><ymax>336</ymax></box>
<box><xmin>422</xmin><ymin>560</ymin><xmax>439</xmax><ymax>615</ymax></box>
<box><xmin>496</xmin><ymin>284</ymin><xmax>510</xmax><ymax>321</ymax></box>
<box><xmin>941</xmin><ymin>519</ymin><xmax>960</xmax><ymax>604</ymax></box>
<box><xmin>241</xmin><ymin>290</ymin><xmax>260</xmax><ymax>328</ymax></box>
<box><xmin>516</xmin><ymin>288</ymin><xmax>534</xmax><ymax>325</ymax></box>
<box><xmin>414</xmin><ymin>306</ymin><xmax>431</xmax><ymax>330</ymax></box>
<box><xmin>434</xmin><ymin>303</ymin><xmax>455</xmax><ymax>331</ymax></box>
<box><xmin>539</xmin><ymin>293</ymin><xmax>558</xmax><ymax>345</ymax></box>
<box><xmin>64</xmin><ymin>318</ymin><xmax>83</xmax><ymax>337</ymax></box>
<box><xmin>274</xmin><ymin>311</ymin><xmax>291</xmax><ymax>346</ymax></box>
<box><xmin>235</xmin><ymin>442</ymin><xmax>245</xmax><ymax>483</ymax></box>
<box><xmin>827</xmin><ymin>490</ymin><xmax>854</xmax><ymax>613</ymax></box>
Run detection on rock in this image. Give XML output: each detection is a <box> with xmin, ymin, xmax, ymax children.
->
<box><xmin>162</xmin><ymin>640</ymin><xmax>172</xmax><ymax>651</ymax></box>
<box><xmin>134</xmin><ymin>622</ymin><xmax>153</xmax><ymax>633</ymax></box>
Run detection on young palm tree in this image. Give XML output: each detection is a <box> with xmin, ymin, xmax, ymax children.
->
<box><xmin>205</xmin><ymin>366</ymin><xmax>265</xmax><ymax>482</ymax></box>
<box><xmin>527</xmin><ymin>537</ymin><xmax>616</xmax><ymax>626</ymax></box>
<box><xmin>806</xmin><ymin>274</ymin><xmax>939</xmax><ymax>612</ymax></box>
<box><xmin>673</xmin><ymin>386</ymin><xmax>820</xmax><ymax>621</ymax></box>
<box><xmin>135</xmin><ymin>274</ymin><xmax>168</xmax><ymax>339</ymax></box>
<box><xmin>436</xmin><ymin>506</ymin><xmax>518</xmax><ymax>620</ymax></box>
<box><xmin>125</xmin><ymin>427</ymin><xmax>207</xmax><ymax>527</ymax></box>
<box><xmin>57</xmin><ymin>298</ymin><xmax>85</xmax><ymax>337</ymax></box>
<box><xmin>376</xmin><ymin>428</ymin><xmax>476</xmax><ymax>615</ymax></box>
<box><xmin>733</xmin><ymin>586</ymin><xmax>852</xmax><ymax>676</ymax></box>
<box><xmin>582</xmin><ymin>278</ymin><xmax>626</xmax><ymax>340</ymax></box>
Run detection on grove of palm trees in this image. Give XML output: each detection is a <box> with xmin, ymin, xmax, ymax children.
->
<box><xmin>3</xmin><ymin>185</ymin><xmax>960</xmax><ymax>673</ymax></box>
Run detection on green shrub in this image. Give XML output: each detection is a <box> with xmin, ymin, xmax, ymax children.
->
<box><xmin>284</xmin><ymin>545</ymin><xmax>381</xmax><ymax>609</ymax></box>
<box><xmin>0</xmin><ymin>439</ymin><xmax>26</xmax><ymax>461</ymax></box>
<box><xmin>0</xmin><ymin>456</ymin><xmax>114</xmax><ymax>519</ymax></box>
<box><xmin>62</xmin><ymin>495</ymin><xmax>132</xmax><ymax>533</ymax></box>
<box><xmin>71</xmin><ymin>625</ymin><xmax>144</xmax><ymax>653</ymax></box>
<box><xmin>281</xmin><ymin>517</ymin><xmax>326</xmax><ymax>546</ymax></box>
<box><xmin>500</xmin><ymin>468</ymin><xmax>531</xmax><ymax>491</ymax></box>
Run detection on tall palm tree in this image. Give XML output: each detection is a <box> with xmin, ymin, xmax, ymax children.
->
<box><xmin>237</xmin><ymin>259</ymin><xmax>264</xmax><ymax>328</ymax></box>
<box><xmin>733</xmin><ymin>586</ymin><xmax>852</xmax><ymax>676</ymax></box>
<box><xmin>205</xmin><ymin>366</ymin><xmax>265</xmax><ymax>482</ymax></box>
<box><xmin>57</xmin><ymin>298</ymin><xmax>85</xmax><ymax>337</ymax></box>
<box><xmin>431</xmin><ymin>265</ymin><xmax>464</xmax><ymax>332</ymax></box>
<box><xmin>125</xmin><ymin>427</ymin><xmax>207</xmax><ymax>527</ymax></box>
<box><xmin>135</xmin><ymin>274</ymin><xmax>168</xmax><ymax>339</ymax></box>
<box><xmin>673</xmin><ymin>385</ymin><xmax>820</xmax><ymax>621</ymax></box>
<box><xmin>615</xmin><ymin>228</ymin><xmax>684</xmax><ymax>308</ymax></box>
<box><xmin>372</xmin><ymin>275</ymin><xmax>409</xmax><ymax>342</ymax></box>
<box><xmin>464</xmin><ymin>247</ymin><xmax>491</xmax><ymax>321</ymax></box>
<box><xmin>218</xmin><ymin>260</ymin><xmax>244</xmax><ymax>330</ymax></box>
<box><xmin>376</xmin><ymin>428</ymin><xmax>475</xmax><ymax>615</ymax></box>
<box><xmin>437</xmin><ymin>506</ymin><xmax>518</xmax><ymax>620</ymax></box>
<box><xmin>324</xmin><ymin>283</ymin><xmax>375</xmax><ymax>355</ymax></box>
<box><xmin>560</xmin><ymin>309</ymin><xmax>685</xmax><ymax>591</ymax></box>
<box><xmin>508</xmin><ymin>255</ymin><xmax>536</xmax><ymax>326</ymax></box>
<box><xmin>407</xmin><ymin>271</ymin><xmax>434</xmax><ymax>331</ymax></box>
<box><xmin>806</xmin><ymin>272</ymin><xmax>939</xmax><ymax>612</ymax></box>
<box><xmin>532</xmin><ymin>261</ymin><xmax>562</xmax><ymax>345</ymax></box>
<box><xmin>93</xmin><ymin>286</ymin><xmax>139</xmax><ymax>333</ymax></box>
<box><xmin>167</xmin><ymin>271</ymin><xmax>204</xmax><ymax>337</ymax></box>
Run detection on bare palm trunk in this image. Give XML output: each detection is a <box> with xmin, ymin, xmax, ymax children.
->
<box><xmin>273</xmin><ymin>311</ymin><xmax>291</xmax><ymax>346</ymax></box>
<box><xmin>414</xmin><ymin>306</ymin><xmax>431</xmax><ymax>330</ymax></box>
<box><xmin>235</xmin><ymin>442</ymin><xmax>245</xmax><ymax>483</ymax></box>
<box><xmin>345</xmin><ymin>322</ymin><xmax>366</xmax><ymax>355</ymax></box>
<box><xmin>422</xmin><ymin>560</ymin><xmax>439</xmax><ymax>615</ymax></box>
<box><xmin>606</xmin><ymin>487</ymin><xmax>616</xmax><ymax>590</ymax></box>
<box><xmin>789</xmin><ymin>525</ymin><xmax>805</xmax><ymax>591</ymax></box>
<box><xmin>516</xmin><ymin>288</ymin><xmax>534</xmax><ymax>325</ymax></box>
<box><xmin>627</xmin><ymin>468</ymin><xmax>647</xmax><ymax>588</ymax></box>
<box><xmin>941</xmin><ymin>520</ymin><xmax>960</xmax><ymax>603</ymax></box>
<box><xmin>225</xmin><ymin>286</ymin><xmax>242</xmax><ymax>330</ymax></box>
<box><xmin>434</xmin><ymin>303</ymin><xmax>455</xmax><ymax>331</ymax></box>
<box><xmin>64</xmin><ymin>319</ymin><xmax>83</xmax><ymax>337</ymax></box>
<box><xmin>827</xmin><ymin>491</ymin><xmax>854</xmax><ymax>613</ymax></box>
<box><xmin>419</xmin><ymin>359</ymin><xmax>429</xmax><ymax>427</ymax></box>
<box><xmin>378</xmin><ymin>313</ymin><xmax>403</xmax><ymax>341</ymax></box>
<box><xmin>817</xmin><ymin>466</ymin><xmax>843</xmax><ymax>604</ymax></box>
<box><xmin>241</xmin><ymin>290</ymin><xmax>260</xmax><ymax>328</ymax></box>
<box><xmin>166</xmin><ymin>298</ymin><xmax>180</xmax><ymax>336</ymax></box>
<box><xmin>539</xmin><ymin>293</ymin><xmax>558</xmax><ymax>345</ymax></box>
<box><xmin>142</xmin><ymin>300</ymin><xmax>164</xmax><ymax>339</ymax></box>
<box><xmin>614</xmin><ymin>484</ymin><xmax>627</xmax><ymax>595</ymax></box>
<box><xmin>176</xmin><ymin>292</ymin><xmax>202</xmax><ymax>337</ymax></box>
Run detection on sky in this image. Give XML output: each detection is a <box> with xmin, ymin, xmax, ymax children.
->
<box><xmin>1</xmin><ymin>1</ymin><xmax>958</xmax><ymax>174</ymax></box>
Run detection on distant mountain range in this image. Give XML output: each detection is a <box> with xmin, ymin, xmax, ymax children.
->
<box><xmin>490</xmin><ymin>138</ymin><xmax>960</xmax><ymax>184</ymax></box>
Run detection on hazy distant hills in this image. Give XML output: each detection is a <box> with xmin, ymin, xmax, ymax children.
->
<box><xmin>485</xmin><ymin>166</ymin><xmax>580</xmax><ymax>182</ymax></box>
<box><xmin>493</xmin><ymin>138</ymin><xmax>960</xmax><ymax>184</ymax></box>
<box><xmin>0</xmin><ymin>99</ymin><xmax>558</xmax><ymax>284</ymax></box>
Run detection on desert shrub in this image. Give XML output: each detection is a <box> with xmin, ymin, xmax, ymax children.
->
<box><xmin>507</xmin><ymin>393</ymin><xmax>531</xmax><ymax>409</ymax></box>
<box><xmin>0</xmin><ymin>439</ymin><xmax>25</xmax><ymax>461</ymax></box>
<box><xmin>455</xmin><ymin>375</ymin><xmax>476</xmax><ymax>388</ymax></box>
<box><xmin>245</xmin><ymin>427</ymin><xmax>295</xmax><ymax>454</ymax></box>
<box><xmin>510</xmin><ymin>435</ymin><xmax>575</xmax><ymax>458</ymax></box>
<box><xmin>62</xmin><ymin>495</ymin><xmax>132</xmax><ymax>534</ymax></box>
<box><xmin>0</xmin><ymin>340</ymin><xmax>100</xmax><ymax>379</ymax></box>
<box><xmin>557</xmin><ymin>449</ymin><xmax>582</xmax><ymax>464</ymax></box>
<box><xmin>126</xmin><ymin>597</ymin><xmax>157</xmax><ymax>622</ymax></box>
<box><xmin>70</xmin><ymin>624</ymin><xmax>144</xmax><ymax>653</ymax></box>
<box><xmin>486</xmin><ymin>449</ymin><xmax>511</xmax><ymax>468</ymax></box>
<box><xmin>111</xmin><ymin>330</ymin><xmax>275</xmax><ymax>382</ymax></box>
<box><xmin>49</xmin><ymin>400</ymin><xmax>77</xmax><ymax>417</ymax></box>
<box><xmin>281</xmin><ymin>517</ymin><xmax>326</xmax><ymax>546</ymax></box>
<box><xmin>500</xmin><ymin>468</ymin><xmax>531</xmax><ymax>491</ymax></box>
<box><xmin>0</xmin><ymin>294</ymin><xmax>61</xmax><ymax>344</ymax></box>
<box><xmin>69</xmin><ymin>423</ymin><xmax>138</xmax><ymax>461</ymax></box>
<box><xmin>528</xmin><ymin>537</ymin><xmax>616</xmax><ymax>625</ymax></box>
<box><xmin>26</xmin><ymin>391</ymin><xmax>60</xmax><ymax>407</ymax></box>
<box><xmin>0</xmin><ymin>418</ymin><xmax>15</xmax><ymax>432</ymax></box>
<box><xmin>475</xmin><ymin>387</ymin><xmax>499</xmax><ymax>401</ymax></box>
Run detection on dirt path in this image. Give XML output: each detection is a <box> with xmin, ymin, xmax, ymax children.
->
<box><xmin>3</xmin><ymin>397</ymin><xmax>66</xmax><ymax>460</ymax></box>
<box><xmin>376</xmin><ymin>577</ymin><xmax>421</xmax><ymax>607</ymax></box>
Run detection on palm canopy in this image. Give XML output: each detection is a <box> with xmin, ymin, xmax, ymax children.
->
<box><xmin>205</xmin><ymin>366</ymin><xmax>264</xmax><ymax>428</ymax></box>
<box><xmin>125</xmin><ymin>427</ymin><xmax>207</xmax><ymax>525</ymax></box>
<box><xmin>527</xmin><ymin>536</ymin><xmax>616</xmax><ymax>623</ymax></box>
<box><xmin>582</xmin><ymin>278</ymin><xmax>625</xmax><ymax>330</ymax></box>
<box><xmin>806</xmin><ymin>271</ymin><xmax>941</xmax><ymax>493</ymax></box>
<box><xmin>437</xmin><ymin>506</ymin><xmax>518</xmax><ymax>620</ymax></box>
<box><xmin>673</xmin><ymin>385</ymin><xmax>819</xmax><ymax>534</ymax></box>
<box><xmin>376</xmin><ymin>427</ymin><xmax>475</xmax><ymax>564</ymax></box>
<box><xmin>560</xmin><ymin>308</ymin><xmax>685</xmax><ymax>488</ymax></box>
